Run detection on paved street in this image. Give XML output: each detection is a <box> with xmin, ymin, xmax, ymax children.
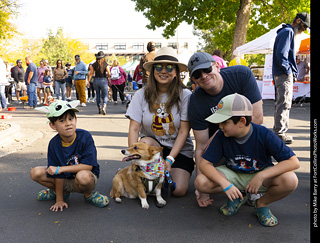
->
<box><xmin>0</xmin><ymin>95</ymin><xmax>310</xmax><ymax>243</ymax></box>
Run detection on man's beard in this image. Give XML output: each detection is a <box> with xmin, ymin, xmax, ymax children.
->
<box><xmin>293</xmin><ymin>23</ymin><xmax>305</xmax><ymax>36</ymax></box>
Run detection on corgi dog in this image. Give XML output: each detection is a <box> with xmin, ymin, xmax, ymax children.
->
<box><xmin>110</xmin><ymin>142</ymin><xmax>166</xmax><ymax>209</ymax></box>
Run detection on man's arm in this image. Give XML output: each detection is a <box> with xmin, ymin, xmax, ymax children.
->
<box><xmin>27</xmin><ymin>71</ymin><xmax>34</xmax><ymax>84</ymax></box>
<box><xmin>252</xmin><ymin>100</ymin><xmax>263</xmax><ymax>125</ymax></box>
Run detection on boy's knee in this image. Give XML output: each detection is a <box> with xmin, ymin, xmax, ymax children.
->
<box><xmin>75</xmin><ymin>170</ymin><xmax>94</xmax><ymax>186</ymax></box>
<box><xmin>30</xmin><ymin>167</ymin><xmax>45</xmax><ymax>181</ymax></box>
<box><xmin>284</xmin><ymin>171</ymin><xmax>299</xmax><ymax>192</ymax></box>
<box><xmin>172</xmin><ymin>185</ymin><xmax>187</xmax><ymax>197</ymax></box>
<box><xmin>194</xmin><ymin>174</ymin><xmax>209</xmax><ymax>192</ymax></box>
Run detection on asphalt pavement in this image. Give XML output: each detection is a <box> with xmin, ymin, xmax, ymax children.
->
<box><xmin>0</xmin><ymin>94</ymin><xmax>311</xmax><ymax>243</ymax></box>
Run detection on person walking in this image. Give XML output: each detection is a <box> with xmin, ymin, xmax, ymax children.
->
<box><xmin>53</xmin><ymin>59</ymin><xmax>68</xmax><ymax>101</ymax></box>
<box><xmin>272</xmin><ymin>12</ymin><xmax>310</xmax><ymax>144</ymax></box>
<box><xmin>74</xmin><ymin>55</ymin><xmax>88</xmax><ymax>106</ymax></box>
<box><xmin>87</xmin><ymin>64</ymin><xmax>95</xmax><ymax>103</ymax></box>
<box><xmin>88</xmin><ymin>51</ymin><xmax>111</xmax><ymax>115</ymax></box>
<box><xmin>109</xmin><ymin>60</ymin><xmax>126</xmax><ymax>105</ymax></box>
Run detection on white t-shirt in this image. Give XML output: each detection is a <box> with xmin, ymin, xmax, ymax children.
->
<box><xmin>126</xmin><ymin>88</ymin><xmax>194</xmax><ymax>158</ymax></box>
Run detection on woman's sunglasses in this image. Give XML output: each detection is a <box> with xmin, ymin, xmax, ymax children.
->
<box><xmin>192</xmin><ymin>65</ymin><xmax>213</xmax><ymax>79</ymax></box>
<box><xmin>154</xmin><ymin>64</ymin><xmax>175</xmax><ymax>73</ymax></box>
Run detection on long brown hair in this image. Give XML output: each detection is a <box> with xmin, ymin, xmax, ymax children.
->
<box><xmin>96</xmin><ymin>57</ymin><xmax>106</xmax><ymax>74</ymax></box>
<box><xmin>144</xmin><ymin>65</ymin><xmax>185</xmax><ymax>113</ymax></box>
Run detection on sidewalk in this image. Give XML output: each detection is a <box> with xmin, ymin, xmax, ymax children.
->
<box><xmin>0</xmin><ymin>97</ymin><xmax>310</xmax><ymax>242</ymax></box>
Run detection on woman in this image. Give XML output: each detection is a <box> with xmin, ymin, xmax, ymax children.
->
<box><xmin>37</xmin><ymin>60</ymin><xmax>47</xmax><ymax>104</ymax></box>
<box><xmin>53</xmin><ymin>59</ymin><xmax>68</xmax><ymax>101</ymax></box>
<box><xmin>125</xmin><ymin>47</ymin><xmax>194</xmax><ymax>196</ymax></box>
<box><xmin>88</xmin><ymin>51</ymin><xmax>110</xmax><ymax>115</ymax></box>
<box><xmin>109</xmin><ymin>60</ymin><xmax>126</xmax><ymax>104</ymax></box>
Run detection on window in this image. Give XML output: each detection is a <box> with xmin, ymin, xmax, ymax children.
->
<box><xmin>155</xmin><ymin>43</ymin><xmax>162</xmax><ymax>49</ymax></box>
<box><xmin>184</xmin><ymin>42</ymin><xmax>188</xmax><ymax>49</ymax></box>
<box><xmin>115</xmin><ymin>43</ymin><xmax>126</xmax><ymax>50</ymax></box>
<box><xmin>96</xmin><ymin>43</ymin><xmax>108</xmax><ymax>50</ymax></box>
<box><xmin>133</xmin><ymin>43</ymin><xmax>144</xmax><ymax>50</ymax></box>
<box><xmin>168</xmin><ymin>42</ymin><xmax>178</xmax><ymax>49</ymax></box>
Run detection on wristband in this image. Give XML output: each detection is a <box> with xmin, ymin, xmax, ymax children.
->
<box><xmin>223</xmin><ymin>184</ymin><xmax>233</xmax><ymax>192</ymax></box>
<box><xmin>54</xmin><ymin>166</ymin><xmax>60</xmax><ymax>175</ymax></box>
<box><xmin>165</xmin><ymin>158</ymin><xmax>173</xmax><ymax>166</ymax></box>
<box><xmin>166</xmin><ymin>155</ymin><xmax>175</xmax><ymax>163</ymax></box>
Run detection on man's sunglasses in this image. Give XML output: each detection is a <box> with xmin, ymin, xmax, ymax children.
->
<box><xmin>154</xmin><ymin>64</ymin><xmax>175</xmax><ymax>73</ymax></box>
<box><xmin>192</xmin><ymin>65</ymin><xmax>213</xmax><ymax>79</ymax></box>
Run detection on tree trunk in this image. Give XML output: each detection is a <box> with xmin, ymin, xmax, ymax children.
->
<box><xmin>231</xmin><ymin>0</ymin><xmax>252</xmax><ymax>59</ymax></box>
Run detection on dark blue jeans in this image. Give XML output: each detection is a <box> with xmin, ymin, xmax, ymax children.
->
<box><xmin>93</xmin><ymin>77</ymin><xmax>108</xmax><ymax>107</ymax></box>
<box><xmin>27</xmin><ymin>82</ymin><xmax>37</xmax><ymax>107</ymax></box>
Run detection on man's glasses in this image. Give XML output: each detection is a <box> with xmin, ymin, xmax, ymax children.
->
<box><xmin>192</xmin><ymin>65</ymin><xmax>214</xmax><ymax>79</ymax></box>
<box><xmin>154</xmin><ymin>64</ymin><xmax>175</xmax><ymax>73</ymax></box>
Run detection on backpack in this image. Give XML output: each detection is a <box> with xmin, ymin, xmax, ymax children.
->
<box><xmin>110</xmin><ymin>67</ymin><xmax>121</xmax><ymax>80</ymax></box>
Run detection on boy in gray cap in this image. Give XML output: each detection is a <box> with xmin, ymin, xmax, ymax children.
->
<box><xmin>195</xmin><ymin>93</ymin><xmax>299</xmax><ymax>227</ymax></box>
<box><xmin>187</xmin><ymin>52</ymin><xmax>263</xmax><ymax>208</ymax></box>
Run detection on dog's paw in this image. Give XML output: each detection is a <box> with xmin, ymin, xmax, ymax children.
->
<box><xmin>157</xmin><ymin>198</ymin><xmax>166</xmax><ymax>206</ymax></box>
<box><xmin>115</xmin><ymin>198</ymin><xmax>122</xmax><ymax>203</ymax></box>
<box><xmin>141</xmin><ymin>202</ymin><xmax>149</xmax><ymax>209</ymax></box>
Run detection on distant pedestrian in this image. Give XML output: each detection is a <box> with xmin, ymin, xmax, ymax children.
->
<box><xmin>139</xmin><ymin>41</ymin><xmax>156</xmax><ymax>86</ymax></box>
<box><xmin>0</xmin><ymin>58</ymin><xmax>7</xmax><ymax>109</ymax></box>
<box><xmin>133</xmin><ymin>64</ymin><xmax>143</xmax><ymax>89</ymax></box>
<box><xmin>110</xmin><ymin>60</ymin><xmax>126</xmax><ymax>105</ymax></box>
<box><xmin>88</xmin><ymin>51</ymin><xmax>111</xmax><ymax>115</ymax></box>
<box><xmin>74</xmin><ymin>55</ymin><xmax>88</xmax><ymax>106</ymax></box>
<box><xmin>229</xmin><ymin>50</ymin><xmax>247</xmax><ymax>66</ymax></box>
<box><xmin>212</xmin><ymin>49</ymin><xmax>227</xmax><ymax>68</ymax></box>
<box><xmin>65</xmin><ymin>62</ymin><xmax>74</xmax><ymax>101</ymax></box>
<box><xmin>11</xmin><ymin>59</ymin><xmax>26</xmax><ymax>103</ymax></box>
<box><xmin>43</xmin><ymin>69</ymin><xmax>52</xmax><ymax>105</ymax></box>
<box><xmin>53</xmin><ymin>59</ymin><xmax>68</xmax><ymax>101</ymax></box>
<box><xmin>87</xmin><ymin>64</ymin><xmax>95</xmax><ymax>103</ymax></box>
<box><xmin>25</xmin><ymin>56</ymin><xmax>38</xmax><ymax>108</ymax></box>
<box><xmin>296</xmin><ymin>56</ymin><xmax>310</xmax><ymax>82</ymax></box>
<box><xmin>272</xmin><ymin>12</ymin><xmax>310</xmax><ymax>144</ymax></box>
<box><xmin>37</xmin><ymin>60</ymin><xmax>47</xmax><ymax>104</ymax></box>
<box><xmin>127</xmin><ymin>70</ymin><xmax>133</xmax><ymax>91</ymax></box>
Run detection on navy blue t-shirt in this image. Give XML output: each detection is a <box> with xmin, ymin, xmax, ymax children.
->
<box><xmin>47</xmin><ymin>129</ymin><xmax>99</xmax><ymax>179</ymax></box>
<box><xmin>188</xmin><ymin>65</ymin><xmax>262</xmax><ymax>137</ymax></box>
<box><xmin>25</xmin><ymin>62</ymin><xmax>38</xmax><ymax>84</ymax></box>
<box><xmin>203</xmin><ymin>123</ymin><xmax>295</xmax><ymax>173</ymax></box>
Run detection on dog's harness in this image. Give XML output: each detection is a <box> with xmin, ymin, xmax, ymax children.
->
<box><xmin>134</xmin><ymin>154</ymin><xmax>165</xmax><ymax>193</ymax></box>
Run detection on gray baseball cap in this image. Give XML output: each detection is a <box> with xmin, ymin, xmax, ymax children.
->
<box><xmin>188</xmin><ymin>52</ymin><xmax>216</xmax><ymax>77</ymax></box>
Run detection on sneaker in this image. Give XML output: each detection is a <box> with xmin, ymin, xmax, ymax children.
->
<box><xmin>85</xmin><ymin>191</ymin><xmax>109</xmax><ymax>208</ymax></box>
<box><xmin>277</xmin><ymin>134</ymin><xmax>294</xmax><ymax>144</ymax></box>
<box><xmin>37</xmin><ymin>188</ymin><xmax>70</xmax><ymax>201</ymax></box>
<box><xmin>220</xmin><ymin>195</ymin><xmax>247</xmax><ymax>216</ymax></box>
<box><xmin>254</xmin><ymin>203</ymin><xmax>278</xmax><ymax>227</ymax></box>
<box><xmin>80</xmin><ymin>103</ymin><xmax>86</xmax><ymax>107</ymax></box>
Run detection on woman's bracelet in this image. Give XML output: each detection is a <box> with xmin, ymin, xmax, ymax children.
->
<box><xmin>223</xmin><ymin>184</ymin><xmax>234</xmax><ymax>192</ymax></box>
<box><xmin>55</xmin><ymin>166</ymin><xmax>60</xmax><ymax>175</ymax></box>
<box><xmin>166</xmin><ymin>156</ymin><xmax>175</xmax><ymax>163</ymax></box>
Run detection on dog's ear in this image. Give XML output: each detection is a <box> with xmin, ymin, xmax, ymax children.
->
<box><xmin>149</xmin><ymin>146</ymin><xmax>163</xmax><ymax>155</ymax></box>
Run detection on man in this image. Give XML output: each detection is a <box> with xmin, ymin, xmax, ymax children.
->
<box><xmin>139</xmin><ymin>41</ymin><xmax>156</xmax><ymax>85</ymax></box>
<box><xmin>272</xmin><ymin>12</ymin><xmax>310</xmax><ymax>144</ymax></box>
<box><xmin>187</xmin><ymin>52</ymin><xmax>263</xmax><ymax>207</ymax></box>
<box><xmin>25</xmin><ymin>56</ymin><xmax>38</xmax><ymax>108</ymax></box>
<box><xmin>296</xmin><ymin>56</ymin><xmax>310</xmax><ymax>82</ymax></box>
<box><xmin>74</xmin><ymin>55</ymin><xmax>88</xmax><ymax>106</ymax></box>
<box><xmin>11</xmin><ymin>59</ymin><xmax>26</xmax><ymax>103</ymax></box>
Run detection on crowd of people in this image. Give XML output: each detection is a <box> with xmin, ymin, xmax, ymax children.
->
<box><xmin>1</xmin><ymin>12</ymin><xmax>310</xmax><ymax>227</ymax></box>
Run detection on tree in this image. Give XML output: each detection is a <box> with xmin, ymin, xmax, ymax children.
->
<box><xmin>0</xmin><ymin>0</ymin><xmax>20</xmax><ymax>40</ymax></box>
<box><xmin>131</xmin><ymin>0</ymin><xmax>310</xmax><ymax>60</ymax></box>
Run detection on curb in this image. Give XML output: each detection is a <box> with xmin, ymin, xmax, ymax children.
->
<box><xmin>0</xmin><ymin>122</ymin><xmax>21</xmax><ymax>147</ymax></box>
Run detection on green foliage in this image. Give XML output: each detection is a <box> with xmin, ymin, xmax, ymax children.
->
<box><xmin>131</xmin><ymin>0</ymin><xmax>310</xmax><ymax>61</ymax></box>
<box><xmin>0</xmin><ymin>0</ymin><xmax>20</xmax><ymax>40</ymax></box>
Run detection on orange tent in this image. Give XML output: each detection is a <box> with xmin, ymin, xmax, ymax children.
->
<box><xmin>299</xmin><ymin>37</ymin><xmax>310</xmax><ymax>54</ymax></box>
